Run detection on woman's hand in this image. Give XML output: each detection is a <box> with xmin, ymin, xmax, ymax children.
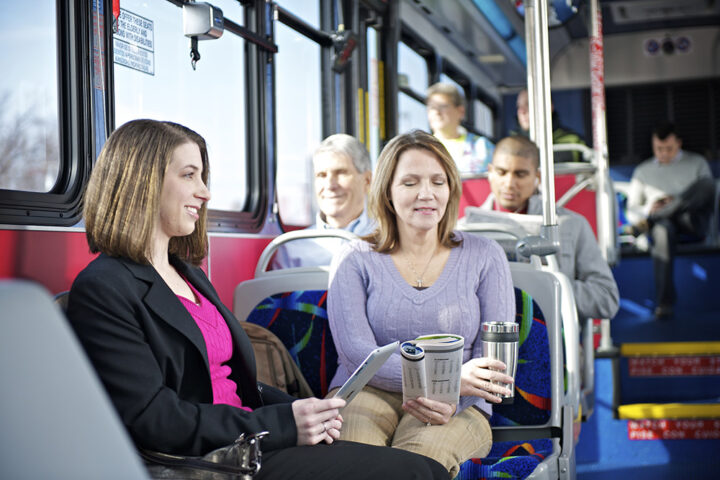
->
<box><xmin>460</xmin><ymin>357</ymin><xmax>514</xmax><ymax>403</ymax></box>
<box><xmin>402</xmin><ymin>397</ymin><xmax>456</xmax><ymax>425</ymax></box>
<box><xmin>291</xmin><ymin>397</ymin><xmax>346</xmax><ymax>445</ymax></box>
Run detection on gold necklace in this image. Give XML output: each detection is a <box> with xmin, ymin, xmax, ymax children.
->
<box><xmin>405</xmin><ymin>246</ymin><xmax>438</xmax><ymax>288</ymax></box>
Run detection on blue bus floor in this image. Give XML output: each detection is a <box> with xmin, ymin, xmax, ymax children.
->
<box><xmin>576</xmin><ymin>359</ymin><xmax>720</xmax><ymax>479</ymax></box>
<box><xmin>611</xmin><ymin>304</ymin><xmax>720</xmax><ymax>344</ymax></box>
<box><xmin>612</xmin><ymin>254</ymin><xmax>720</xmax><ymax>344</ymax></box>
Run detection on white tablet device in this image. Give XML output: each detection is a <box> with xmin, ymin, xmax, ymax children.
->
<box><xmin>333</xmin><ymin>341</ymin><xmax>399</xmax><ymax>404</ymax></box>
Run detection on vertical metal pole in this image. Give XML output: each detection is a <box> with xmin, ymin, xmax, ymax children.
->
<box><xmin>590</xmin><ymin>0</ymin><xmax>616</xmax><ymax>351</ymax></box>
<box><xmin>524</xmin><ymin>0</ymin><xmax>558</xmax><ymax>240</ymax></box>
<box><xmin>590</xmin><ymin>0</ymin><xmax>616</xmax><ymax>263</ymax></box>
<box><xmin>382</xmin><ymin>0</ymin><xmax>400</xmax><ymax>142</ymax></box>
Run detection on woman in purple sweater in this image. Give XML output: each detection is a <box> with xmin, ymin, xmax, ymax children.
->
<box><xmin>327</xmin><ymin>130</ymin><xmax>516</xmax><ymax>477</ymax></box>
<box><xmin>67</xmin><ymin>120</ymin><xmax>448</xmax><ymax>479</ymax></box>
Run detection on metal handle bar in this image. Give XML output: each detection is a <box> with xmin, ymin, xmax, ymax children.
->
<box><xmin>255</xmin><ymin>229</ymin><xmax>358</xmax><ymax>277</ymax></box>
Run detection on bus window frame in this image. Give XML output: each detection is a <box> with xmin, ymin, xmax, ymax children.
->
<box><xmin>272</xmin><ymin>1</ymin><xmax>392</xmax><ymax>230</ymax></box>
<box><xmin>0</xmin><ymin>0</ymin><xmax>92</xmax><ymax>227</ymax></box>
<box><xmin>109</xmin><ymin>0</ymin><xmax>275</xmax><ymax>233</ymax></box>
<box><xmin>229</xmin><ymin>0</ymin><xmax>272</xmax><ymax>233</ymax></box>
<box><xmin>468</xmin><ymin>85</ymin><xmax>498</xmax><ymax>140</ymax></box>
<box><xmin>440</xmin><ymin>60</ymin><xmax>497</xmax><ymax>140</ymax></box>
<box><xmin>359</xmin><ymin>5</ymin><xmax>384</xmax><ymax>161</ymax></box>
<box><xmin>398</xmin><ymin>30</ymin><xmax>434</xmax><ymax>102</ymax></box>
<box><xmin>399</xmin><ymin>26</ymin><xmax>499</xmax><ymax>143</ymax></box>
<box><xmin>396</xmin><ymin>32</ymin><xmax>434</xmax><ymax>137</ymax></box>
<box><xmin>273</xmin><ymin>2</ymin><xmax>339</xmax><ymax>231</ymax></box>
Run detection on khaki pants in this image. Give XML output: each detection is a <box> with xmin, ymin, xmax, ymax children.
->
<box><xmin>328</xmin><ymin>385</ymin><xmax>492</xmax><ymax>478</ymax></box>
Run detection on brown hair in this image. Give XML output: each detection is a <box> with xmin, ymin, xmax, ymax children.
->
<box><xmin>83</xmin><ymin>119</ymin><xmax>210</xmax><ymax>266</ymax></box>
<box><xmin>365</xmin><ymin>130</ymin><xmax>462</xmax><ymax>253</ymax></box>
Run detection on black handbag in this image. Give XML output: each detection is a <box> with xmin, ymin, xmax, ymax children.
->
<box><xmin>140</xmin><ymin>431</ymin><xmax>269</xmax><ymax>480</ymax></box>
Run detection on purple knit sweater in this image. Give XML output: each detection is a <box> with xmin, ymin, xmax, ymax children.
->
<box><xmin>328</xmin><ymin>230</ymin><xmax>515</xmax><ymax>415</ymax></box>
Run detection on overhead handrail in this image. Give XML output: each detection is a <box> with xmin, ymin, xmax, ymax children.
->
<box><xmin>254</xmin><ymin>230</ymin><xmax>358</xmax><ymax>277</ymax></box>
<box><xmin>458</xmin><ymin>221</ymin><xmax>542</xmax><ymax>268</ymax></box>
<box><xmin>557</xmin><ymin>176</ymin><xmax>595</xmax><ymax>208</ymax></box>
<box><xmin>552</xmin><ymin>143</ymin><xmax>596</xmax><ymax>163</ymax></box>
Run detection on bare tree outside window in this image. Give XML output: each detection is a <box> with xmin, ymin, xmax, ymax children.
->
<box><xmin>0</xmin><ymin>93</ymin><xmax>60</xmax><ymax>192</ymax></box>
<box><xmin>1</xmin><ymin>2</ymin><xmax>61</xmax><ymax>194</ymax></box>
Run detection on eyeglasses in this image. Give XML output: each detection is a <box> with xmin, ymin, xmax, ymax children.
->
<box><xmin>426</xmin><ymin>102</ymin><xmax>453</xmax><ymax>113</ymax></box>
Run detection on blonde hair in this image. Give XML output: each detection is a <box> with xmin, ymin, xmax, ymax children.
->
<box><xmin>84</xmin><ymin>119</ymin><xmax>209</xmax><ymax>266</ymax></box>
<box><xmin>365</xmin><ymin>130</ymin><xmax>462</xmax><ymax>253</ymax></box>
<box><xmin>426</xmin><ymin>82</ymin><xmax>465</xmax><ymax>108</ymax></box>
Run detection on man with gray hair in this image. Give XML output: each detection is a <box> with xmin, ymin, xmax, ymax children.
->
<box><xmin>426</xmin><ymin>82</ymin><xmax>494</xmax><ymax>174</ymax></box>
<box><xmin>272</xmin><ymin>134</ymin><xmax>374</xmax><ymax>269</ymax></box>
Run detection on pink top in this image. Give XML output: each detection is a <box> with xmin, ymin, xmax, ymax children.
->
<box><xmin>177</xmin><ymin>282</ymin><xmax>252</xmax><ymax>412</ymax></box>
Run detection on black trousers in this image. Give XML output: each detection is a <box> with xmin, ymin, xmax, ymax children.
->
<box><xmin>648</xmin><ymin>176</ymin><xmax>715</xmax><ymax>306</ymax></box>
<box><xmin>257</xmin><ymin>440</ymin><xmax>449</xmax><ymax>480</ymax></box>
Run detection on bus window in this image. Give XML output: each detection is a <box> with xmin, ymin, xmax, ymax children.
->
<box><xmin>276</xmin><ymin>0</ymin><xmax>320</xmax><ymax>29</ymax></box>
<box><xmin>398</xmin><ymin>93</ymin><xmax>428</xmax><ymax>135</ymax></box>
<box><xmin>0</xmin><ymin>1</ymin><xmax>60</xmax><ymax>192</ymax></box>
<box><xmin>473</xmin><ymin>99</ymin><xmax>494</xmax><ymax>138</ymax></box>
<box><xmin>439</xmin><ymin>73</ymin><xmax>465</xmax><ymax>99</ymax></box>
<box><xmin>399</xmin><ymin>42</ymin><xmax>428</xmax><ymax>94</ymax></box>
<box><xmin>113</xmin><ymin>0</ymin><xmax>247</xmax><ymax>212</ymax></box>
<box><xmin>275</xmin><ymin>1</ymin><xmax>322</xmax><ymax>227</ymax></box>
<box><xmin>398</xmin><ymin>42</ymin><xmax>429</xmax><ymax>134</ymax></box>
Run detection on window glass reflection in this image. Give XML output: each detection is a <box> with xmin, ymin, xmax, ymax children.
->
<box><xmin>275</xmin><ymin>0</ymin><xmax>319</xmax><ymax>28</ymax></box>
<box><xmin>474</xmin><ymin>99</ymin><xmax>494</xmax><ymax>137</ymax></box>
<box><xmin>113</xmin><ymin>0</ymin><xmax>247</xmax><ymax>212</ymax></box>
<box><xmin>398</xmin><ymin>43</ymin><xmax>428</xmax><ymax>95</ymax></box>
<box><xmin>398</xmin><ymin>92</ymin><xmax>429</xmax><ymax>135</ymax></box>
<box><xmin>275</xmin><ymin>20</ymin><xmax>322</xmax><ymax>227</ymax></box>
<box><xmin>0</xmin><ymin>1</ymin><xmax>60</xmax><ymax>193</ymax></box>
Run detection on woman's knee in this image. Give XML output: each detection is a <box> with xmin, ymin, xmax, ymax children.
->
<box><xmin>336</xmin><ymin>387</ymin><xmax>401</xmax><ymax>446</ymax></box>
<box><xmin>392</xmin><ymin>408</ymin><xmax>491</xmax><ymax>477</ymax></box>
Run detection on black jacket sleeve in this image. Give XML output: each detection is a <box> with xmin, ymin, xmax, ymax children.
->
<box><xmin>66</xmin><ymin>256</ymin><xmax>297</xmax><ymax>455</ymax></box>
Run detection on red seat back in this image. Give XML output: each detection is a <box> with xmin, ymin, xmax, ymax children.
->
<box><xmin>460</xmin><ymin>174</ymin><xmax>598</xmax><ymax>238</ymax></box>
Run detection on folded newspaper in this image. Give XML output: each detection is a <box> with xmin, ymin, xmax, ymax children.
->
<box><xmin>400</xmin><ymin>334</ymin><xmax>464</xmax><ymax>405</ymax></box>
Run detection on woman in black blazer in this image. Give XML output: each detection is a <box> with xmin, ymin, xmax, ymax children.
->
<box><xmin>67</xmin><ymin>119</ymin><xmax>447</xmax><ymax>479</ymax></box>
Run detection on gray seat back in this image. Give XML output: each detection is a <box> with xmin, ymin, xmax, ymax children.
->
<box><xmin>0</xmin><ymin>280</ymin><xmax>150</xmax><ymax>480</ymax></box>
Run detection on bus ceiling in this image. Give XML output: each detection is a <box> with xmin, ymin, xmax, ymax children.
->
<box><xmin>403</xmin><ymin>0</ymin><xmax>719</xmax><ymax>89</ymax></box>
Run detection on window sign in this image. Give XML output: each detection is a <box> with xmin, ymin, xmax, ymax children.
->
<box><xmin>114</xmin><ymin>9</ymin><xmax>155</xmax><ymax>76</ymax></box>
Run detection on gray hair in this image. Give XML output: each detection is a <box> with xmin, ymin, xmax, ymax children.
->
<box><xmin>313</xmin><ymin>134</ymin><xmax>371</xmax><ymax>173</ymax></box>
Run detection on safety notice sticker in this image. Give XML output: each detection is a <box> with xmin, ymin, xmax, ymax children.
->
<box><xmin>113</xmin><ymin>9</ymin><xmax>154</xmax><ymax>75</ymax></box>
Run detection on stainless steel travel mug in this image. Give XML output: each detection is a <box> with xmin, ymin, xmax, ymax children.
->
<box><xmin>481</xmin><ymin>321</ymin><xmax>519</xmax><ymax>404</ymax></box>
